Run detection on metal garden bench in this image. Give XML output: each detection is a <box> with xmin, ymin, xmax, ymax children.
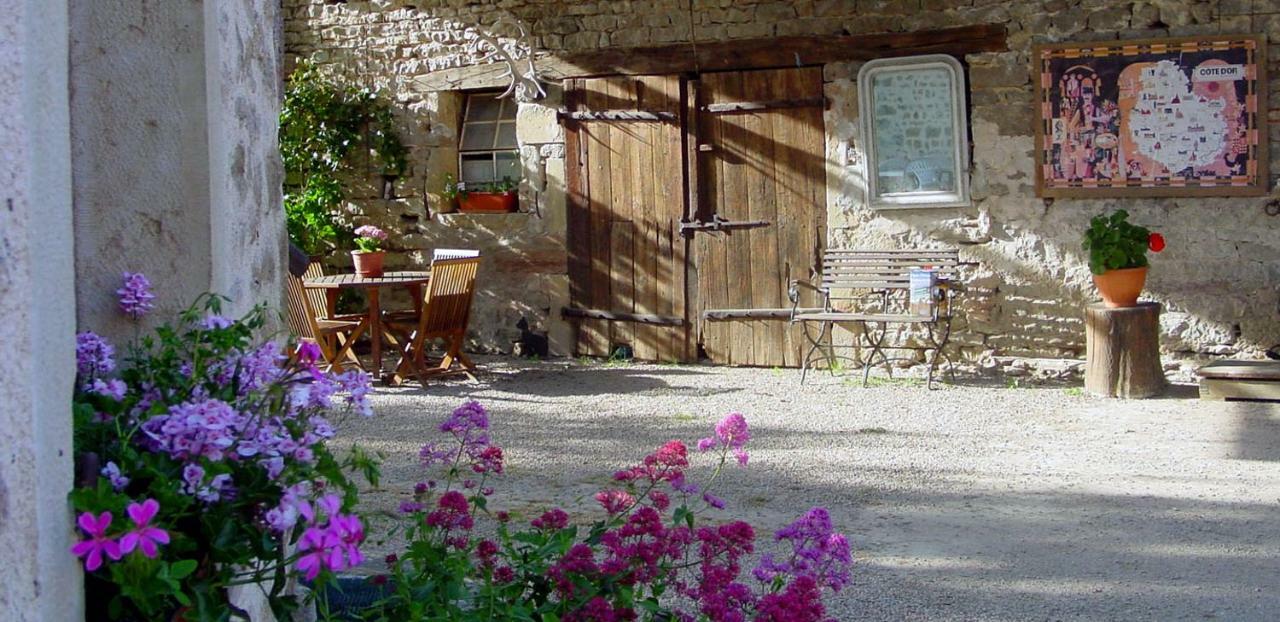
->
<box><xmin>788</xmin><ymin>248</ymin><xmax>967</xmax><ymax>388</ymax></box>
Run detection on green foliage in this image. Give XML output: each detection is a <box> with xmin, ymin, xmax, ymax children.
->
<box><xmin>1081</xmin><ymin>209</ymin><xmax>1151</xmax><ymax>275</ymax></box>
<box><xmin>280</xmin><ymin>62</ymin><xmax>408</xmax><ymax>255</ymax></box>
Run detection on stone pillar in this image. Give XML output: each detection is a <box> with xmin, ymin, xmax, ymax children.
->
<box><xmin>70</xmin><ymin>0</ymin><xmax>285</xmax><ymax>345</ymax></box>
<box><xmin>0</xmin><ymin>1</ymin><xmax>82</xmax><ymax>621</ymax></box>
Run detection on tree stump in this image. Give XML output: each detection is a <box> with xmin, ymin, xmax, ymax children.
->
<box><xmin>1085</xmin><ymin>302</ymin><xmax>1165</xmax><ymax>398</ymax></box>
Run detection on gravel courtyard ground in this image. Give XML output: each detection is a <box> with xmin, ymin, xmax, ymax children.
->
<box><xmin>341</xmin><ymin>357</ymin><xmax>1280</xmax><ymax>621</ymax></box>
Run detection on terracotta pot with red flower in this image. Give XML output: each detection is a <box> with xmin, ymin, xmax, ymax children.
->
<box><xmin>1082</xmin><ymin>209</ymin><xmax>1165</xmax><ymax>308</ymax></box>
<box><xmin>351</xmin><ymin>224</ymin><xmax>388</xmax><ymax>278</ymax></box>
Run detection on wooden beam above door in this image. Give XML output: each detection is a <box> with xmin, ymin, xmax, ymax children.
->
<box><xmin>409</xmin><ymin>25</ymin><xmax>1006</xmax><ymax>91</ymax></box>
<box><xmin>552</xmin><ymin>24</ymin><xmax>1008</xmax><ymax>78</ymax></box>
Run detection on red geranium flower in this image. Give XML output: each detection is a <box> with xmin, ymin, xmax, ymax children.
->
<box><xmin>1148</xmin><ymin>232</ymin><xmax>1165</xmax><ymax>252</ymax></box>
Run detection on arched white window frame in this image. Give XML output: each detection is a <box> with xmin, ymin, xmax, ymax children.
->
<box><xmin>858</xmin><ymin>55</ymin><xmax>971</xmax><ymax>209</ymax></box>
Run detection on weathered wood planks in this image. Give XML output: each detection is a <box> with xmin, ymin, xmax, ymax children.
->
<box><xmin>696</xmin><ymin>67</ymin><xmax>827</xmax><ymax>367</ymax></box>
<box><xmin>564</xmin><ymin>75</ymin><xmax>691</xmax><ymax>362</ymax></box>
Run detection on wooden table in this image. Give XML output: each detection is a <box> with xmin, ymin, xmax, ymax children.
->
<box><xmin>304</xmin><ymin>271</ymin><xmax>431</xmax><ymax>381</ymax></box>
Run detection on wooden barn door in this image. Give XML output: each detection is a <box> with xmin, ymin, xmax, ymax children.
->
<box><xmin>694</xmin><ymin>67</ymin><xmax>827</xmax><ymax>367</ymax></box>
<box><xmin>564</xmin><ymin>75</ymin><xmax>694</xmax><ymax>362</ymax></box>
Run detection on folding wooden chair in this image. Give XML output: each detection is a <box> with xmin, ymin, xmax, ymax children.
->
<box><xmin>386</xmin><ymin>256</ymin><xmax>481</xmax><ymax>385</ymax></box>
<box><xmin>284</xmin><ymin>274</ymin><xmax>367</xmax><ymax>372</ymax></box>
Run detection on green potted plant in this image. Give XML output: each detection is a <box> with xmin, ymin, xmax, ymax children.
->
<box><xmin>445</xmin><ymin>175</ymin><xmax>519</xmax><ymax>214</ymax></box>
<box><xmin>1082</xmin><ymin>209</ymin><xmax>1165</xmax><ymax>307</ymax></box>
<box><xmin>352</xmin><ymin>224</ymin><xmax>388</xmax><ymax>278</ymax></box>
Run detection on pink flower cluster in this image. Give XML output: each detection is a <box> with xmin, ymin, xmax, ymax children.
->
<box><xmin>425</xmin><ymin>490</ymin><xmax>474</xmax><ymax>531</ymax></box>
<box><xmin>354</xmin><ymin>225</ymin><xmax>388</xmax><ymax>241</ymax></box>
<box><xmin>613</xmin><ymin>439</ymin><xmax>689</xmax><ymax>484</ymax></box>
<box><xmin>419</xmin><ymin>400</ymin><xmax>502</xmax><ymax>474</ymax></box>
<box><xmin>295</xmin><ymin>494</ymin><xmax>365</xmax><ymax>581</ymax></box>
<box><xmin>698</xmin><ymin>412</ymin><xmax>751</xmax><ymax>466</ymax></box>
<box><xmin>71</xmin><ymin>499</ymin><xmax>169</xmax><ymax>571</ymax></box>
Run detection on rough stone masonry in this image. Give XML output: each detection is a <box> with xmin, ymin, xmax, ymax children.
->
<box><xmin>283</xmin><ymin>0</ymin><xmax>1280</xmax><ymax>377</ymax></box>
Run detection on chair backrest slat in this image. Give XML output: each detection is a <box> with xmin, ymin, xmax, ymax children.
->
<box><xmin>303</xmin><ymin>261</ymin><xmax>331</xmax><ymax>318</ymax></box>
<box><xmin>433</xmin><ymin>248</ymin><xmax>481</xmax><ymax>261</ymax></box>
<box><xmin>283</xmin><ymin>275</ymin><xmax>320</xmax><ymax>341</ymax></box>
<box><xmin>421</xmin><ymin>257</ymin><xmax>481</xmax><ymax>336</ymax></box>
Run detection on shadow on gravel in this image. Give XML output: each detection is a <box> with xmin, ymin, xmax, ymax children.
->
<box><xmin>1229</xmin><ymin>400</ymin><xmax>1280</xmax><ymax>462</ymax></box>
<box><xmin>842</xmin><ymin>486</ymin><xmax>1280</xmax><ymax>621</ymax></box>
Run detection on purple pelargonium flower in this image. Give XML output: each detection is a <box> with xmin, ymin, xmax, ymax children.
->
<box><xmin>116</xmin><ymin>272</ymin><xmax>155</xmax><ymax>320</ymax></box>
<box><xmin>90</xmin><ymin>378</ymin><xmax>127</xmax><ymax>401</ymax></box>
<box><xmin>70</xmin><ymin>511</ymin><xmax>122</xmax><ymax>571</ymax></box>
<box><xmin>200</xmin><ymin>314</ymin><xmax>234</xmax><ymax>331</ymax></box>
<box><xmin>101</xmin><ymin>462</ymin><xmax>129</xmax><ymax>491</ymax></box>
<box><xmin>75</xmin><ymin>332</ymin><xmax>116</xmax><ymax>379</ymax></box>
<box><xmin>119</xmin><ymin>499</ymin><xmax>170</xmax><ymax>558</ymax></box>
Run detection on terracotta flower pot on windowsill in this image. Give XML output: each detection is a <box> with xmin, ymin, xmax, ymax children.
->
<box><xmin>458</xmin><ymin>191</ymin><xmax>518</xmax><ymax>213</ymax></box>
<box><xmin>1093</xmin><ymin>266</ymin><xmax>1147</xmax><ymax>308</ymax></box>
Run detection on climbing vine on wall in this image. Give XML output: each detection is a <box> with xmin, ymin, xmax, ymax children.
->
<box><xmin>279</xmin><ymin>62</ymin><xmax>408</xmax><ymax>255</ymax></box>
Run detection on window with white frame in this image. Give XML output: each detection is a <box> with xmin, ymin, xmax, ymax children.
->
<box><xmin>458</xmin><ymin>92</ymin><xmax>521</xmax><ymax>187</ymax></box>
<box><xmin>857</xmin><ymin>55</ymin><xmax>970</xmax><ymax>209</ymax></box>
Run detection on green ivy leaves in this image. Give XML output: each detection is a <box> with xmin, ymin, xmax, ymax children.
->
<box><xmin>280</xmin><ymin>63</ymin><xmax>408</xmax><ymax>255</ymax></box>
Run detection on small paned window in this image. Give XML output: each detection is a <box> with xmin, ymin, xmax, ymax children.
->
<box><xmin>459</xmin><ymin>93</ymin><xmax>521</xmax><ymax>186</ymax></box>
<box><xmin>857</xmin><ymin>55</ymin><xmax>970</xmax><ymax>209</ymax></box>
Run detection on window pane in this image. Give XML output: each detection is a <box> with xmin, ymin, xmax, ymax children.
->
<box><xmin>461</xmin><ymin>154</ymin><xmax>496</xmax><ymax>184</ymax></box>
<box><xmin>870</xmin><ymin>67</ymin><xmax>958</xmax><ymax>195</ymax></box>
<box><xmin>495</xmin><ymin>122</ymin><xmax>518</xmax><ymax>149</ymax></box>
<box><xmin>859</xmin><ymin>57</ymin><xmax>970</xmax><ymax>208</ymax></box>
<box><xmin>495</xmin><ymin>151</ymin><xmax>521</xmax><ymax>183</ymax></box>
<box><xmin>497</xmin><ymin>97</ymin><xmax>517</xmax><ymax>121</ymax></box>
<box><xmin>467</xmin><ymin>96</ymin><xmax>502</xmax><ymax>122</ymax></box>
<box><xmin>462</xmin><ymin>122</ymin><xmax>497</xmax><ymax>150</ymax></box>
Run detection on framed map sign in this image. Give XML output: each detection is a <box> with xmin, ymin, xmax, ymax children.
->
<box><xmin>1033</xmin><ymin>35</ymin><xmax>1268</xmax><ymax>197</ymax></box>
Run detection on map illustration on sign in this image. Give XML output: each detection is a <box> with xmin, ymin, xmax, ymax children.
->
<box><xmin>1034</xmin><ymin>36</ymin><xmax>1266</xmax><ymax>197</ymax></box>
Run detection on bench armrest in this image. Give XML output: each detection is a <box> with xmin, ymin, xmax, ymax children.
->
<box><xmin>788</xmin><ymin>279</ymin><xmax>824</xmax><ymax>303</ymax></box>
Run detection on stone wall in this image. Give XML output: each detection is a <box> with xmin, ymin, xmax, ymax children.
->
<box><xmin>1</xmin><ymin>0</ymin><xmax>81</xmax><ymax>619</ymax></box>
<box><xmin>284</xmin><ymin>0</ymin><xmax>1280</xmax><ymax>367</ymax></box>
<box><xmin>71</xmin><ymin>0</ymin><xmax>286</xmax><ymax>346</ymax></box>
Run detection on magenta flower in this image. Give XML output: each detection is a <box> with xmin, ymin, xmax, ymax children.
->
<box><xmin>594</xmin><ymin>489</ymin><xmax>635</xmax><ymax>515</ymax></box>
<box><xmin>697</xmin><ymin>412</ymin><xmax>751</xmax><ymax>467</ymax></box>
<box><xmin>296</xmin><ymin>342</ymin><xmax>322</xmax><ymax>365</ymax></box>
<box><xmin>116</xmin><ymin>272</ymin><xmax>155</xmax><ymax>320</ymax></box>
<box><xmin>295</xmin><ymin>526</ymin><xmax>342</xmax><ymax>581</ymax></box>
<box><xmin>119</xmin><ymin>499</ymin><xmax>170</xmax><ymax>558</ymax></box>
<box><xmin>70</xmin><ymin>511</ymin><xmax>122</xmax><ymax>571</ymax></box>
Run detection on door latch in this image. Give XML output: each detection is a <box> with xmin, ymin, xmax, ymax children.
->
<box><xmin>679</xmin><ymin>214</ymin><xmax>771</xmax><ymax>237</ymax></box>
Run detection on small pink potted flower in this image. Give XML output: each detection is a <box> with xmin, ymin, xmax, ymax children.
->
<box><xmin>352</xmin><ymin>225</ymin><xmax>388</xmax><ymax>278</ymax></box>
